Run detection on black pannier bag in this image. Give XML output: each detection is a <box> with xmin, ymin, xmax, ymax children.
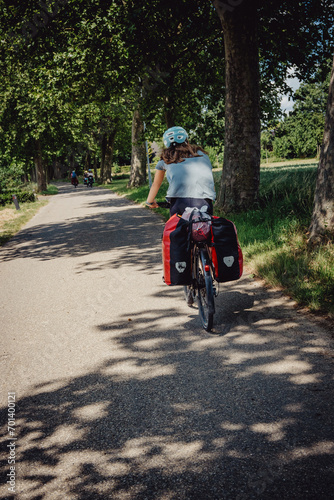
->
<box><xmin>162</xmin><ymin>214</ymin><xmax>192</xmax><ymax>286</ymax></box>
<box><xmin>210</xmin><ymin>216</ymin><xmax>243</xmax><ymax>283</ymax></box>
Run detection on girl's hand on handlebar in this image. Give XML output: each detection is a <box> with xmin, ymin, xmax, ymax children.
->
<box><xmin>146</xmin><ymin>201</ymin><xmax>159</xmax><ymax>208</ymax></box>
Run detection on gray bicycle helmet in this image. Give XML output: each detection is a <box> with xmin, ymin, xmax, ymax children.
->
<box><xmin>163</xmin><ymin>126</ymin><xmax>188</xmax><ymax>147</ymax></box>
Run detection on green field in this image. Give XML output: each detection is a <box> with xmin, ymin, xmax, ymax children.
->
<box><xmin>227</xmin><ymin>164</ymin><xmax>334</xmax><ymax>317</ymax></box>
<box><xmin>107</xmin><ymin>161</ymin><xmax>334</xmax><ymax>318</ymax></box>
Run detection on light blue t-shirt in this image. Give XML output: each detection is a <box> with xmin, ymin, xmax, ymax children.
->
<box><xmin>155</xmin><ymin>152</ymin><xmax>216</xmax><ymax>200</ymax></box>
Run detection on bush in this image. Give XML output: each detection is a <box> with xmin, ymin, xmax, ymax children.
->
<box><xmin>204</xmin><ymin>146</ymin><xmax>222</xmax><ymax>168</ymax></box>
<box><xmin>0</xmin><ymin>190</ymin><xmax>35</xmax><ymax>206</ymax></box>
<box><xmin>273</xmin><ymin>135</ymin><xmax>295</xmax><ymax>159</ymax></box>
<box><xmin>17</xmin><ymin>191</ymin><xmax>35</xmax><ymax>203</ymax></box>
<box><xmin>261</xmin><ymin>147</ymin><xmax>275</xmax><ymax>161</ymax></box>
<box><xmin>0</xmin><ymin>160</ymin><xmax>33</xmax><ymax>205</ymax></box>
<box><xmin>0</xmin><ymin>193</ymin><xmax>13</xmax><ymax>206</ymax></box>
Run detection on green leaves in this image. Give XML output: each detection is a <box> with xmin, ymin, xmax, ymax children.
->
<box><xmin>270</xmin><ymin>78</ymin><xmax>328</xmax><ymax>159</ymax></box>
<box><xmin>0</xmin><ymin>0</ymin><xmax>333</xmax><ymax>184</ymax></box>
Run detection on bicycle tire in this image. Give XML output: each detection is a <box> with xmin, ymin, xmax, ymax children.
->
<box><xmin>195</xmin><ymin>247</ymin><xmax>215</xmax><ymax>331</ymax></box>
<box><xmin>184</xmin><ymin>285</ymin><xmax>195</xmax><ymax>306</ymax></box>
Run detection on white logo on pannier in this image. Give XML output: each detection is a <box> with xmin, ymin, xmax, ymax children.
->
<box><xmin>223</xmin><ymin>256</ymin><xmax>234</xmax><ymax>267</ymax></box>
<box><xmin>175</xmin><ymin>262</ymin><xmax>186</xmax><ymax>273</ymax></box>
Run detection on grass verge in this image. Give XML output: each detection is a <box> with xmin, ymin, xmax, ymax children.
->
<box><xmin>228</xmin><ymin>166</ymin><xmax>334</xmax><ymax>318</ymax></box>
<box><xmin>0</xmin><ymin>189</ymin><xmax>56</xmax><ymax>246</ymax></box>
<box><xmin>42</xmin><ymin>184</ymin><xmax>59</xmax><ymax>195</ymax></box>
<box><xmin>103</xmin><ymin>164</ymin><xmax>333</xmax><ymax>318</ymax></box>
<box><xmin>24</xmin><ymin>183</ymin><xmax>59</xmax><ymax>195</ymax></box>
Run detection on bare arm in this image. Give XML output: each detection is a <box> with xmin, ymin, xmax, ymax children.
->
<box><xmin>146</xmin><ymin>169</ymin><xmax>166</xmax><ymax>207</ymax></box>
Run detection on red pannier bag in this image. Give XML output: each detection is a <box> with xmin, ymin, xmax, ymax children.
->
<box><xmin>210</xmin><ymin>216</ymin><xmax>243</xmax><ymax>283</ymax></box>
<box><xmin>162</xmin><ymin>214</ymin><xmax>192</xmax><ymax>286</ymax></box>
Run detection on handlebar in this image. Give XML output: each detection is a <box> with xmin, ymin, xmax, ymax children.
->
<box><xmin>146</xmin><ymin>201</ymin><xmax>171</xmax><ymax>209</ymax></box>
<box><xmin>156</xmin><ymin>201</ymin><xmax>171</xmax><ymax>208</ymax></box>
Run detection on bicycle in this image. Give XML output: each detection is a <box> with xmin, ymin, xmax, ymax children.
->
<box><xmin>157</xmin><ymin>201</ymin><xmax>216</xmax><ymax>332</ymax></box>
<box><xmin>184</xmin><ymin>236</ymin><xmax>216</xmax><ymax>332</ymax></box>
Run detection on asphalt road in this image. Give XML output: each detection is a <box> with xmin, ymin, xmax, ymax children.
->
<box><xmin>0</xmin><ymin>183</ymin><xmax>333</xmax><ymax>500</ymax></box>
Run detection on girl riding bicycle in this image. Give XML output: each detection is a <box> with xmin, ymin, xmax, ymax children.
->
<box><xmin>146</xmin><ymin>126</ymin><xmax>216</xmax><ymax>215</ymax></box>
<box><xmin>146</xmin><ymin>127</ymin><xmax>242</xmax><ymax>332</ymax></box>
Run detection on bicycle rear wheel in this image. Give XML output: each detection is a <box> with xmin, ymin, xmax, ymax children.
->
<box><xmin>195</xmin><ymin>247</ymin><xmax>215</xmax><ymax>331</ymax></box>
<box><xmin>184</xmin><ymin>285</ymin><xmax>195</xmax><ymax>306</ymax></box>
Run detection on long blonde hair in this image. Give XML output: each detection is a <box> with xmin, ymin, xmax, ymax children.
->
<box><xmin>161</xmin><ymin>141</ymin><xmax>208</xmax><ymax>165</ymax></box>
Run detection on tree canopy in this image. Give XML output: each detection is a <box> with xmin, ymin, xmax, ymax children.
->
<box><xmin>271</xmin><ymin>78</ymin><xmax>329</xmax><ymax>159</ymax></box>
<box><xmin>0</xmin><ymin>0</ymin><xmax>333</xmax><ymax>228</ymax></box>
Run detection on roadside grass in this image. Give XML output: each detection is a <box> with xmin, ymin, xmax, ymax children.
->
<box><xmin>105</xmin><ymin>162</ymin><xmax>334</xmax><ymax>318</ymax></box>
<box><xmin>42</xmin><ymin>184</ymin><xmax>59</xmax><ymax>195</ymax></box>
<box><xmin>0</xmin><ymin>199</ymin><xmax>49</xmax><ymax>246</ymax></box>
<box><xmin>217</xmin><ymin>164</ymin><xmax>333</xmax><ymax>317</ymax></box>
<box><xmin>0</xmin><ymin>185</ymin><xmax>58</xmax><ymax>246</ymax></box>
<box><xmin>21</xmin><ymin>182</ymin><xmax>59</xmax><ymax>196</ymax></box>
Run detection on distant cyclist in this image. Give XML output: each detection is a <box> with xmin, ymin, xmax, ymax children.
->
<box><xmin>87</xmin><ymin>169</ymin><xmax>94</xmax><ymax>187</ymax></box>
<box><xmin>146</xmin><ymin>126</ymin><xmax>216</xmax><ymax>216</ymax></box>
<box><xmin>71</xmin><ymin>170</ymin><xmax>79</xmax><ymax>188</ymax></box>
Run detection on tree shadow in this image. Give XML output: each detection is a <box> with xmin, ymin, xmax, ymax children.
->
<box><xmin>0</xmin><ymin>186</ymin><xmax>163</xmax><ymax>273</ymax></box>
<box><xmin>1</xmin><ymin>299</ymin><xmax>333</xmax><ymax>499</ymax></box>
<box><xmin>1</xmin><ymin>185</ymin><xmax>333</xmax><ymax>499</ymax></box>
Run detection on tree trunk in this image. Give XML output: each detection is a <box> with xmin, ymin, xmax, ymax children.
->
<box><xmin>308</xmin><ymin>54</ymin><xmax>334</xmax><ymax>244</ymax></box>
<box><xmin>69</xmin><ymin>153</ymin><xmax>76</xmax><ymax>172</ymax></box>
<box><xmin>213</xmin><ymin>0</ymin><xmax>261</xmax><ymax>213</ymax></box>
<box><xmin>31</xmin><ymin>166</ymin><xmax>37</xmax><ymax>183</ymax></box>
<box><xmin>34</xmin><ymin>139</ymin><xmax>47</xmax><ymax>192</ymax></box>
<box><xmin>104</xmin><ymin>129</ymin><xmax>117</xmax><ymax>183</ymax></box>
<box><xmin>100</xmin><ymin>133</ymin><xmax>107</xmax><ymax>183</ymax></box>
<box><xmin>93</xmin><ymin>156</ymin><xmax>98</xmax><ymax>181</ymax></box>
<box><xmin>53</xmin><ymin>160</ymin><xmax>62</xmax><ymax>179</ymax></box>
<box><xmin>164</xmin><ymin>96</ymin><xmax>175</xmax><ymax>128</ymax></box>
<box><xmin>46</xmin><ymin>161</ymin><xmax>52</xmax><ymax>183</ymax></box>
<box><xmin>128</xmin><ymin>107</ymin><xmax>146</xmax><ymax>187</ymax></box>
<box><xmin>85</xmin><ymin>151</ymin><xmax>91</xmax><ymax>171</ymax></box>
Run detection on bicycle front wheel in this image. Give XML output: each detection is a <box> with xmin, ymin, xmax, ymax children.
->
<box><xmin>195</xmin><ymin>248</ymin><xmax>215</xmax><ymax>331</ymax></box>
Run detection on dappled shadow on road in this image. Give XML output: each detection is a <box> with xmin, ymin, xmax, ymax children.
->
<box><xmin>1</xmin><ymin>294</ymin><xmax>333</xmax><ymax>499</ymax></box>
<box><xmin>0</xmin><ymin>188</ymin><xmax>163</xmax><ymax>273</ymax></box>
<box><xmin>1</xmin><ymin>184</ymin><xmax>333</xmax><ymax>498</ymax></box>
